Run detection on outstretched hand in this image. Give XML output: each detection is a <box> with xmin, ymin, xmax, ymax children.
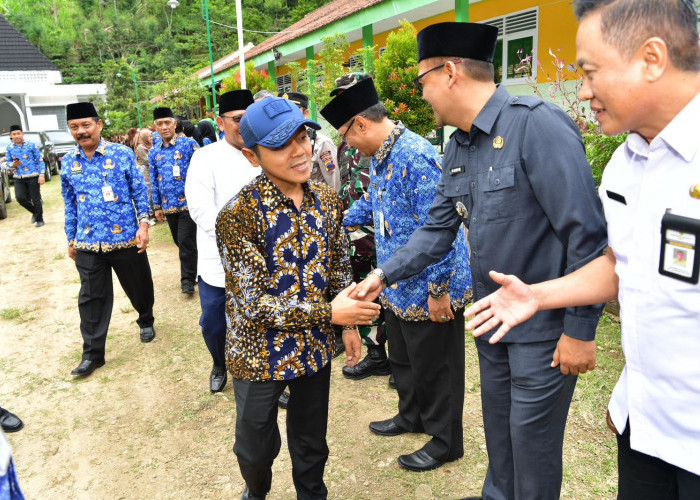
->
<box><xmin>463</xmin><ymin>270</ymin><xmax>539</xmax><ymax>343</ymax></box>
<box><xmin>331</xmin><ymin>283</ymin><xmax>381</xmax><ymax>326</ymax></box>
<box><xmin>350</xmin><ymin>273</ymin><xmax>383</xmax><ymax>302</ymax></box>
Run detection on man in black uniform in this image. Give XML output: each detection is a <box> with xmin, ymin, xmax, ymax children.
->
<box><xmin>353</xmin><ymin>23</ymin><xmax>607</xmax><ymax>499</ymax></box>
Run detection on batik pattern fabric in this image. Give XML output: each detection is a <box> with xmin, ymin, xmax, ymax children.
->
<box><xmin>148</xmin><ymin>136</ymin><xmax>198</xmax><ymax>214</ymax></box>
<box><xmin>344</xmin><ymin>122</ymin><xmax>472</xmax><ymax>321</ymax></box>
<box><xmin>61</xmin><ymin>139</ymin><xmax>150</xmax><ymax>252</ymax></box>
<box><xmin>216</xmin><ymin>174</ymin><xmax>352</xmax><ymax>382</ymax></box>
<box><xmin>5</xmin><ymin>141</ymin><xmax>44</xmax><ymax>178</ymax></box>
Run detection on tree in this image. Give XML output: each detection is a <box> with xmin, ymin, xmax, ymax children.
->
<box><xmin>150</xmin><ymin>68</ymin><xmax>208</xmax><ymax>116</ymax></box>
<box><xmin>289</xmin><ymin>33</ymin><xmax>349</xmax><ymax>113</ymax></box>
<box><xmin>220</xmin><ymin>62</ymin><xmax>277</xmax><ymax>94</ymax></box>
<box><xmin>374</xmin><ymin>20</ymin><xmax>435</xmax><ymax>137</ymax></box>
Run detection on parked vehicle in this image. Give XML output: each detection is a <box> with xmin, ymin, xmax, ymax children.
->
<box><xmin>44</xmin><ymin>129</ymin><xmax>76</xmax><ymax>170</ymax></box>
<box><xmin>0</xmin><ymin>131</ymin><xmax>60</xmax><ymax>181</ymax></box>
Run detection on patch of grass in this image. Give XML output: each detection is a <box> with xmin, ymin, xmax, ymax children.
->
<box><xmin>53</xmin><ymin>252</ymin><xmax>66</xmax><ymax>261</ymax></box>
<box><xmin>1</xmin><ymin>308</ymin><xmax>21</xmax><ymax>320</ymax></box>
<box><xmin>119</xmin><ymin>306</ymin><xmax>132</xmax><ymax>314</ymax></box>
<box><xmin>149</xmin><ymin>222</ymin><xmax>174</xmax><ymax>245</ymax></box>
<box><xmin>1</xmin><ymin>306</ymin><xmax>38</xmax><ymax>323</ymax></box>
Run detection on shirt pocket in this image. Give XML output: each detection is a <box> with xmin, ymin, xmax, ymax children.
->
<box><xmin>481</xmin><ymin>163</ymin><xmax>518</xmax><ymax>222</ymax></box>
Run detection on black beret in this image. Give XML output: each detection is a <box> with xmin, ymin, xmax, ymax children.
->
<box><xmin>320</xmin><ymin>78</ymin><xmax>380</xmax><ymax>130</ymax></box>
<box><xmin>417</xmin><ymin>22</ymin><xmax>498</xmax><ymax>63</ymax></box>
<box><xmin>153</xmin><ymin>107</ymin><xmax>174</xmax><ymax>120</ymax></box>
<box><xmin>9</xmin><ymin>125</ymin><xmax>21</xmax><ymax>132</ymax></box>
<box><xmin>66</xmin><ymin>102</ymin><xmax>99</xmax><ymax>121</ymax></box>
<box><xmin>279</xmin><ymin>91</ymin><xmax>309</xmax><ymax>109</ymax></box>
<box><xmin>219</xmin><ymin>90</ymin><xmax>254</xmax><ymax>115</ymax></box>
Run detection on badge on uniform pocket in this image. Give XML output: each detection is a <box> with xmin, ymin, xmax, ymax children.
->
<box><xmin>659</xmin><ymin>210</ymin><xmax>700</xmax><ymax>284</ymax></box>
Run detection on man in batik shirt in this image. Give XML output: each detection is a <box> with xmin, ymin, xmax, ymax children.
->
<box><xmin>215</xmin><ymin>97</ymin><xmax>380</xmax><ymax>500</ymax></box>
<box><xmin>321</xmin><ymin>78</ymin><xmax>472</xmax><ymax>473</ymax></box>
<box><xmin>61</xmin><ymin>102</ymin><xmax>155</xmax><ymax>377</ymax></box>
<box><xmin>6</xmin><ymin>124</ymin><xmax>45</xmax><ymax>226</ymax></box>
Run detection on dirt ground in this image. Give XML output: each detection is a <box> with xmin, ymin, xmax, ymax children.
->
<box><xmin>0</xmin><ymin>180</ymin><xmax>619</xmax><ymax>499</ymax></box>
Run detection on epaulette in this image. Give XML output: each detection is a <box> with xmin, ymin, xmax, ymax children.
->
<box><xmin>508</xmin><ymin>95</ymin><xmax>543</xmax><ymax>109</ymax></box>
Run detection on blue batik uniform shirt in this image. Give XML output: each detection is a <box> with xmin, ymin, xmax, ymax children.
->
<box><xmin>6</xmin><ymin>141</ymin><xmax>44</xmax><ymax>178</ymax></box>
<box><xmin>61</xmin><ymin>139</ymin><xmax>150</xmax><ymax>252</ymax></box>
<box><xmin>148</xmin><ymin>135</ymin><xmax>198</xmax><ymax>214</ymax></box>
<box><xmin>345</xmin><ymin>122</ymin><xmax>472</xmax><ymax>321</ymax></box>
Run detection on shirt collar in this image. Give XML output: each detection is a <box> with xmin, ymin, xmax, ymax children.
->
<box><xmin>258</xmin><ymin>173</ymin><xmax>316</xmax><ymax>212</ymax></box>
<box><xmin>373</xmin><ymin>121</ymin><xmax>405</xmax><ymax>167</ymax></box>
<box><xmin>156</xmin><ymin>135</ymin><xmax>178</xmax><ymax>148</ymax></box>
<box><xmin>625</xmin><ymin>92</ymin><xmax>700</xmax><ymax>163</ymax></box>
<box><xmin>453</xmin><ymin>85</ymin><xmax>510</xmax><ymax>145</ymax></box>
<box><xmin>74</xmin><ymin>138</ymin><xmax>107</xmax><ymax>158</ymax></box>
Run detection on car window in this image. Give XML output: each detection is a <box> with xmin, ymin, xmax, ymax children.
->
<box><xmin>0</xmin><ymin>135</ymin><xmax>11</xmax><ymax>152</ymax></box>
<box><xmin>45</xmin><ymin>130</ymin><xmax>74</xmax><ymax>143</ymax></box>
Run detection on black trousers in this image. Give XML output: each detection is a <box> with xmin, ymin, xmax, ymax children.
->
<box><xmin>617</xmin><ymin>421</ymin><xmax>700</xmax><ymax>500</ymax></box>
<box><xmin>384</xmin><ymin>308</ymin><xmax>465</xmax><ymax>461</ymax></box>
<box><xmin>13</xmin><ymin>177</ymin><xmax>42</xmax><ymax>222</ymax></box>
<box><xmin>476</xmin><ymin>337</ymin><xmax>577</xmax><ymax>500</ymax></box>
<box><xmin>233</xmin><ymin>364</ymin><xmax>331</xmax><ymax>499</ymax></box>
<box><xmin>74</xmin><ymin>247</ymin><xmax>154</xmax><ymax>361</ymax></box>
<box><xmin>165</xmin><ymin>210</ymin><xmax>197</xmax><ymax>286</ymax></box>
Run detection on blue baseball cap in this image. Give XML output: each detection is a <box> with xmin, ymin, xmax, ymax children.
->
<box><xmin>241</xmin><ymin>97</ymin><xmax>320</xmax><ymax>149</ymax></box>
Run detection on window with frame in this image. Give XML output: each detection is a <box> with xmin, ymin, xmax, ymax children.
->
<box><xmin>347</xmin><ymin>55</ymin><xmax>363</xmax><ymax>72</ymax></box>
<box><xmin>483</xmin><ymin>8</ymin><xmax>538</xmax><ymax>84</ymax></box>
<box><xmin>276</xmin><ymin>74</ymin><xmax>292</xmax><ymax>94</ymax></box>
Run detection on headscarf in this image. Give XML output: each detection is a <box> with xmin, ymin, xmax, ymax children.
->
<box><xmin>193</xmin><ymin>119</ymin><xmax>217</xmax><ymax>147</ymax></box>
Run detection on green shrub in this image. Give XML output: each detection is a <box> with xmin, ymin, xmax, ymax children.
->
<box><xmin>583</xmin><ymin>132</ymin><xmax>628</xmax><ymax>187</ymax></box>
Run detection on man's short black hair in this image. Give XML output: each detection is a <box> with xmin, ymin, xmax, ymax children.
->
<box><xmin>358</xmin><ymin>102</ymin><xmax>388</xmax><ymax>123</ymax></box>
<box><xmin>573</xmin><ymin>0</ymin><xmax>700</xmax><ymax>72</ymax></box>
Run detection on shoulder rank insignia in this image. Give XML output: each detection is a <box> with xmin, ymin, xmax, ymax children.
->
<box><xmin>690</xmin><ymin>184</ymin><xmax>700</xmax><ymax>199</ymax></box>
<box><xmin>493</xmin><ymin>136</ymin><xmax>504</xmax><ymax>149</ymax></box>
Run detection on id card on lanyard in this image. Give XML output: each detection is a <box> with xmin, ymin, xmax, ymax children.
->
<box><xmin>659</xmin><ymin>210</ymin><xmax>700</xmax><ymax>284</ymax></box>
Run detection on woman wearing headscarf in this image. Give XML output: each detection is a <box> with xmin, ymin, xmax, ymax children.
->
<box><xmin>192</xmin><ymin>119</ymin><xmax>217</xmax><ymax>147</ymax></box>
<box><xmin>133</xmin><ymin>128</ymin><xmax>154</xmax><ymax>214</ymax></box>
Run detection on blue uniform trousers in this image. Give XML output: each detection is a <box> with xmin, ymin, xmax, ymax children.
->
<box><xmin>197</xmin><ymin>277</ymin><xmax>226</xmax><ymax>368</ymax></box>
<box><xmin>476</xmin><ymin>337</ymin><xmax>577</xmax><ymax>500</ymax></box>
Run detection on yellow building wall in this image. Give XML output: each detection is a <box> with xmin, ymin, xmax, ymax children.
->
<box><xmin>272</xmin><ymin>0</ymin><xmax>580</xmax><ymax>87</ymax></box>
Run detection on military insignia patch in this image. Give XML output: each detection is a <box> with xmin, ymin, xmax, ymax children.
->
<box><xmin>690</xmin><ymin>184</ymin><xmax>700</xmax><ymax>199</ymax></box>
<box><xmin>320</xmin><ymin>151</ymin><xmax>335</xmax><ymax>172</ymax></box>
<box><xmin>493</xmin><ymin>136</ymin><xmax>504</xmax><ymax>149</ymax></box>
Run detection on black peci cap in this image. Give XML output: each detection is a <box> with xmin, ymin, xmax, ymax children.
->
<box><xmin>320</xmin><ymin>77</ymin><xmax>380</xmax><ymax>130</ymax></box>
<box><xmin>66</xmin><ymin>102</ymin><xmax>99</xmax><ymax>121</ymax></box>
<box><xmin>218</xmin><ymin>90</ymin><xmax>254</xmax><ymax>114</ymax></box>
<box><xmin>153</xmin><ymin>107</ymin><xmax>174</xmax><ymax>120</ymax></box>
<box><xmin>417</xmin><ymin>22</ymin><xmax>499</xmax><ymax>63</ymax></box>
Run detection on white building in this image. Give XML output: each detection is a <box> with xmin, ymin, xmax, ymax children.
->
<box><xmin>0</xmin><ymin>14</ymin><xmax>106</xmax><ymax>132</ymax></box>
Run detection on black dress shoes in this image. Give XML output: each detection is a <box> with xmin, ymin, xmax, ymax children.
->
<box><xmin>210</xmin><ymin>365</ymin><xmax>227</xmax><ymax>393</ymax></box>
<box><xmin>397</xmin><ymin>449</ymin><xmax>446</xmax><ymax>472</ymax></box>
<box><xmin>0</xmin><ymin>407</ymin><xmax>24</xmax><ymax>433</ymax></box>
<box><xmin>277</xmin><ymin>390</ymin><xmax>290</xmax><ymax>409</ymax></box>
<box><xmin>241</xmin><ymin>486</ymin><xmax>265</xmax><ymax>500</ymax></box>
<box><xmin>36</xmin><ymin>221</ymin><xmax>45</xmax><ymax>227</ymax></box>
<box><xmin>388</xmin><ymin>373</ymin><xmax>397</xmax><ymax>390</ymax></box>
<box><xmin>342</xmin><ymin>344</ymin><xmax>391</xmax><ymax>380</ymax></box>
<box><xmin>71</xmin><ymin>359</ymin><xmax>105</xmax><ymax>376</ymax></box>
<box><xmin>369</xmin><ymin>418</ymin><xmax>415</xmax><ymax>436</ymax></box>
<box><xmin>181</xmin><ymin>282</ymin><xmax>195</xmax><ymax>294</ymax></box>
<box><xmin>140</xmin><ymin>326</ymin><xmax>156</xmax><ymax>343</ymax></box>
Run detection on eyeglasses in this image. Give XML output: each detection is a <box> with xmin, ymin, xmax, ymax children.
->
<box><xmin>220</xmin><ymin>115</ymin><xmax>242</xmax><ymax>124</ymax></box>
<box><xmin>413</xmin><ymin>59</ymin><xmax>462</xmax><ymax>92</ymax></box>
<box><xmin>341</xmin><ymin>117</ymin><xmax>356</xmax><ymax>142</ymax></box>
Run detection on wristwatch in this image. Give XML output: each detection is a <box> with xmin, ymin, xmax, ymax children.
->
<box><xmin>369</xmin><ymin>267</ymin><xmax>388</xmax><ymax>288</ymax></box>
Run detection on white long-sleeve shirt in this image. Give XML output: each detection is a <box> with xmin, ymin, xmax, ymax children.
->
<box><xmin>602</xmin><ymin>92</ymin><xmax>700</xmax><ymax>476</ymax></box>
<box><xmin>185</xmin><ymin>139</ymin><xmax>259</xmax><ymax>288</ymax></box>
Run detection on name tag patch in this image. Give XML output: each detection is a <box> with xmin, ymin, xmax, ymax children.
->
<box><xmin>450</xmin><ymin>165</ymin><xmax>465</xmax><ymax>176</ymax></box>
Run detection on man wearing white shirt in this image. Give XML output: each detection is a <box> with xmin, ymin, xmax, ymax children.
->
<box><xmin>185</xmin><ymin>89</ymin><xmax>257</xmax><ymax>392</ymax></box>
<box><xmin>464</xmin><ymin>0</ymin><xmax>700</xmax><ymax>497</ymax></box>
